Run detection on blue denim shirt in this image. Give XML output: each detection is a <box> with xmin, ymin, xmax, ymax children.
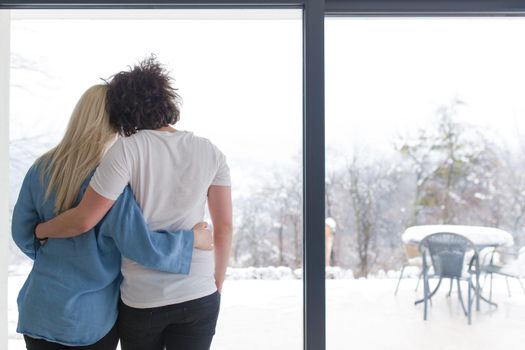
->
<box><xmin>11</xmin><ymin>164</ymin><xmax>195</xmax><ymax>346</ymax></box>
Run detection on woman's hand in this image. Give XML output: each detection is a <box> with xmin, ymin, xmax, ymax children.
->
<box><xmin>215</xmin><ymin>278</ymin><xmax>223</xmax><ymax>294</ymax></box>
<box><xmin>192</xmin><ymin>222</ymin><xmax>213</xmax><ymax>250</ymax></box>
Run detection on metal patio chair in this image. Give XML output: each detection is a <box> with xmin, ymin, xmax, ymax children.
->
<box><xmin>481</xmin><ymin>246</ymin><xmax>525</xmax><ymax>302</ymax></box>
<box><xmin>394</xmin><ymin>242</ymin><xmax>423</xmax><ymax>295</ymax></box>
<box><xmin>417</xmin><ymin>232</ymin><xmax>477</xmax><ymax>325</ymax></box>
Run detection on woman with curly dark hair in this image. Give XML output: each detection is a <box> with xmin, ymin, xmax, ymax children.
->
<box><xmin>36</xmin><ymin>56</ymin><xmax>233</xmax><ymax>350</ymax></box>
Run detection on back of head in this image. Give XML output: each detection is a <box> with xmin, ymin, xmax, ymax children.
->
<box><xmin>38</xmin><ymin>84</ymin><xmax>115</xmax><ymax>214</ymax></box>
<box><xmin>106</xmin><ymin>55</ymin><xmax>181</xmax><ymax>136</ymax></box>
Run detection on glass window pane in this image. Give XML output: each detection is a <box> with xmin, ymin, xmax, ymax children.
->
<box><xmin>326</xmin><ymin>17</ymin><xmax>525</xmax><ymax>349</ymax></box>
<box><xmin>9</xmin><ymin>10</ymin><xmax>302</xmax><ymax>350</ymax></box>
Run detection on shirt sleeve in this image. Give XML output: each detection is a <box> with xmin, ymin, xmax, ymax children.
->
<box><xmin>11</xmin><ymin>166</ymin><xmax>42</xmax><ymax>260</ymax></box>
<box><xmin>97</xmin><ymin>186</ymin><xmax>194</xmax><ymax>274</ymax></box>
<box><xmin>211</xmin><ymin>146</ymin><xmax>231</xmax><ymax>186</ymax></box>
<box><xmin>90</xmin><ymin>138</ymin><xmax>131</xmax><ymax>200</ymax></box>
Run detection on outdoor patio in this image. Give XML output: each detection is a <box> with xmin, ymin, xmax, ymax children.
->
<box><xmin>8</xmin><ymin>275</ymin><xmax>525</xmax><ymax>349</ymax></box>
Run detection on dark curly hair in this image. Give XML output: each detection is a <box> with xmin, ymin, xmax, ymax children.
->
<box><xmin>106</xmin><ymin>55</ymin><xmax>181</xmax><ymax>136</ymax></box>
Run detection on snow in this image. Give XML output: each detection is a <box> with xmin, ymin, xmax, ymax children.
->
<box><xmin>226</xmin><ymin>266</ymin><xmax>355</xmax><ymax>280</ymax></box>
<box><xmin>226</xmin><ymin>266</ymin><xmax>297</xmax><ymax>280</ymax></box>
<box><xmin>8</xmin><ymin>273</ymin><xmax>525</xmax><ymax>350</ymax></box>
<box><xmin>402</xmin><ymin>225</ymin><xmax>514</xmax><ymax>247</ymax></box>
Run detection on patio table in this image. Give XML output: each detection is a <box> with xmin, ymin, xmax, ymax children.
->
<box><xmin>403</xmin><ymin>225</ymin><xmax>515</xmax><ymax>312</ymax></box>
<box><xmin>402</xmin><ymin>225</ymin><xmax>514</xmax><ymax>249</ymax></box>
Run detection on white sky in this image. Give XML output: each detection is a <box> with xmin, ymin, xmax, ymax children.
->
<box><xmin>9</xmin><ymin>10</ymin><xmax>303</xmax><ymax>195</ymax></box>
<box><xmin>326</xmin><ymin>17</ymin><xmax>525</xmax><ymax>161</ymax></box>
<box><xmin>9</xmin><ymin>12</ymin><xmax>525</xmax><ymax>194</ymax></box>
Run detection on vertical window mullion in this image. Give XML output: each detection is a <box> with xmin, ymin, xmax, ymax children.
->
<box><xmin>303</xmin><ymin>0</ymin><xmax>325</xmax><ymax>349</ymax></box>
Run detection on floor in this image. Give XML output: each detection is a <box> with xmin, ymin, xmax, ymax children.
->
<box><xmin>8</xmin><ymin>275</ymin><xmax>525</xmax><ymax>349</ymax></box>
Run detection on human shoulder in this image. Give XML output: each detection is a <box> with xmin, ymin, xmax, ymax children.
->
<box><xmin>183</xmin><ymin>131</ymin><xmax>223</xmax><ymax>153</ymax></box>
<box><xmin>17</xmin><ymin>161</ymin><xmax>49</xmax><ymax>205</ymax></box>
<box><xmin>104</xmin><ymin>136</ymin><xmax>135</xmax><ymax>161</ymax></box>
<box><xmin>28</xmin><ymin>161</ymin><xmax>42</xmax><ymax>179</ymax></box>
<box><xmin>188</xmin><ymin>134</ymin><xmax>229</xmax><ymax>180</ymax></box>
<box><xmin>186</xmin><ymin>131</ymin><xmax>212</xmax><ymax>145</ymax></box>
<box><xmin>28</xmin><ymin>160</ymin><xmax>49</xmax><ymax>188</ymax></box>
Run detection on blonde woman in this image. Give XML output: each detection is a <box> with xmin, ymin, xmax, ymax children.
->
<box><xmin>12</xmin><ymin>85</ymin><xmax>212</xmax><ymax>350</ymax></box>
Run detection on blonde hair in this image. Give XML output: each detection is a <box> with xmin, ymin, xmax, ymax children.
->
<box><xmin>37</xmin><ymin>85</ymin><xmax>116</xmax><ymax>214</ymax></box>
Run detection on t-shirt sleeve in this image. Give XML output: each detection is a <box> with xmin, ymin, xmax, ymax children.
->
<box><xmin>90</xmin><ymin>138</ymin><xmax>131</xmax><ymax>200</ymax></box>
<box><xmin>211</xmin><ymin>146</ymin><xmax>231</xmax><ymax>186</ymax></box>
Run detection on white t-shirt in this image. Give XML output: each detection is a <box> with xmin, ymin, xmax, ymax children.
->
<box><xmin>90</xmin><ymin>129</ymin><xmax>230</xmax><ymax>308</ymax></box>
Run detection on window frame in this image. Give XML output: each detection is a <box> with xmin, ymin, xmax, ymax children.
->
<box><xmin>325</xmin><ymin>0</ymin><xmax>525</xmax><ymax>16</ymax></box>
<box><xmin>4</xmin><ymin>1</ymin><xmax>525</xmax><ymax>350</ymax></box>
<box><xmin>0</xmin><ymin>10</ymin><xmax>10</xmax><ymax>350</ymax></box>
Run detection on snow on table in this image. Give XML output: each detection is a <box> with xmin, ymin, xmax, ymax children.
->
<box><xmin>402</xmin><ymin>225</ymin><xmax>514</xmax><ymax>247</ymax></box>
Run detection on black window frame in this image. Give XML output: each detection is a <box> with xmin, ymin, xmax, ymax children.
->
<box><xmin>4</xmin><ymin>1</ymin><xmax>525</xmax><ymax>349</ymax></box>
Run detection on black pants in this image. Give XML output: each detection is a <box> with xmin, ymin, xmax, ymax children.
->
<box><xmin>118</xmin><ymin>291</ymin><xmax>221</xmax><ymax>350</ymax></box>
<box><xmin>24</xmin><ymin>322</ymin><xmax>118</xmax><ymax>350</ymax></box>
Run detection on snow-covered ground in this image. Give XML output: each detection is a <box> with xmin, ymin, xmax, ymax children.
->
<box><xmin>8</xmin><ymin>272</ymin><xmax>525</xmax><ymax>349</ymax></box>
